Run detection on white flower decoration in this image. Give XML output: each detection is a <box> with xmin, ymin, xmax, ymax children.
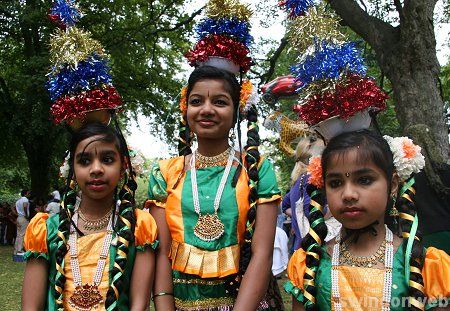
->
<box><xmin>59</xmin><ymin>152</ymin><xmax>71</xmax><ymax>179</ymax></box>
<box><xmin>128</xmin><ymin>147</ymin><xmax>146</xmax><ymax>177</ymax></box>
<box><xmin>383</xmin><ymin>135</ymin><xmax>425</xmax><ymax>181</ymax></box>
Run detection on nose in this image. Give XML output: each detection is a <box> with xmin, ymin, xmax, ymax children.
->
<box><xmin>199</xmin><ymin>99</ymin><xmax>214</xmax><ymax>116</ymax></box>
<box><xmin>341</xmin><ymin>182</ymin><xmax>358</xmax><ymax>203</ymax></box>
<box><xmin>90</xmin><ymin>159</ymin><xmax>104</xmax><ymax>176</ymax></box>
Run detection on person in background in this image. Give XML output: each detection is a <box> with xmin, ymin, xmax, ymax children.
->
<box><xmin>6</xmin><ymin>203</ymin><xmax>17</xmax><ymax>246</ymax></box>
<box><xmin>14</xmin><ymin>189</ymin><xmax>29</xmax><ymax>254</ymax></box>
<box><xmin>0</xmin><ymin>202</ymin><xmax>8</xmax><ymax>245</ymax></box>
<box><xmin>45</xmin><ymin>195</ymin><xmax>61</xmax><ymax>217</ymax></box>
<box><xmin>50</xmin><ymin>185</ymin><xmax>61</xmax><ymax>203</ymax></box>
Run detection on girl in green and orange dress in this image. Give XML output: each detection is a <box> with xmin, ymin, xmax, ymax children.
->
<box><xmin>148</xmin><ymin>66</ymin><xmax>281</xmax><ymax>310</ymax></box>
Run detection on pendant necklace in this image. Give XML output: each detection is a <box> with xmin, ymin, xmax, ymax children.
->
<box><xmin>331</xmin><ymin>225</ymin><xmax>394</xmax><ymax>311</ymax></box>
<box><xmin>67</xmin><ymin>200</ymin><xmax>116</xmax><ymax>311</ymax></box>
<box><xmin>190</xmin><ymin>147</ymin><xmax>234</xmax><ymax>241</ymax></box>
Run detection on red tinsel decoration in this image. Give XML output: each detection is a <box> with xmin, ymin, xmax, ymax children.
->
<box><xmin>47</xmin><ymin>13</ymin><xmax>67</xmax><ymax>30</ymax></box>
<box><xmin>50</xmin><ymin>86</ymin><xmax>122</xmax><ymax>124</ymax></box>
<box><xmin>294</xmin><ymin>74</ymin><xmax>388</xmax><ymax>125</ymax></box>
<box><xmin>185</xmin><ymin>34</ymin><xmax>252</xmax><ymax>73</ymax></box>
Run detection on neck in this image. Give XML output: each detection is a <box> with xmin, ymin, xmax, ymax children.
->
<box><xmin>196</xmin><ymin>138</ymin><xmax>230</xmax><ymax>156</ymax></box>
<box><xmin>79</xmin><ymin>194</ymin><xmax>114</xmax><ymax>218</ymax></box>
<box><xmin>342</xmin><ymin>221</ymin><xmax>386</xmax><ymax>255</ymax></box>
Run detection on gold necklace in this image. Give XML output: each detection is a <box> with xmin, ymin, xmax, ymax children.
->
<box><xmin>195</xmin><ymin>147</ymin><xmax>233</xmax><ymax>169</ymax></box>
<box><xmin>339</xmin><ymin>239</ymin><xmax>386</xmax><ymax>268</ymax></box>
<box><xmin>78</xmin><ymin>208</ymin><xmax>113</xmax><ymax>232</ymax></box>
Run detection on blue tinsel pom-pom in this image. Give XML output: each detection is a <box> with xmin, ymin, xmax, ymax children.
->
<box><xmin>47</xmin><ymin>53</ymin><xmax>112</xmax><ymax>101</ymax></box>
<box><xmin>281</xmin><ymin>0</ymin><xmax>315</xmax><ymax>17</ymax></box>
<box><xmin>51</xmin><ymin>0</ymin><xmax>81</xmax><ymax>27</ymax></box>
<box><xmin>290</xmin><ymin>40</ymin><xmax>367</xmax><ymax>90</ymax></box>
<box><xmin>196</xmin><ymin>18</ymin><xmax>253</xmax><ymax>46</ymax></box>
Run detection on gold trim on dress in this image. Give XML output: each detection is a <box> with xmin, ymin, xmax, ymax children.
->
<box><xmin>173</xmin><ymin>278</ymin><xmax>226</xmax><ymax>286</ymax></box>
<box><xmin>174</xmin><ymin>297</ymin><xmax>234</xmax><ymax>311</ymax></box>
<box><xmin>170</xmin><ymin>240</ymin><xmax>240</xmax><ymax>278</ymax></box>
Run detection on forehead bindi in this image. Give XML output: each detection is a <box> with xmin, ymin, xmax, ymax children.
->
<box><xmin>190</xmin><ymin>80</ymin><xmax>232</xmax><ymax>98</ymax></box>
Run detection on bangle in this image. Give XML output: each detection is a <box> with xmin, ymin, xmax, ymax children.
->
<box><xmin>152</xmin><ymin>292</ymin><xmax>174</xmax><ymax>301</ymax></box>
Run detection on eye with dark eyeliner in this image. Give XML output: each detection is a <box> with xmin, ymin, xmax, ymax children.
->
<box><xmin>77</xmin><ymin>156</ymin><xmax>90</xmax><ymax>166</ymax></box>
<box><xmin>327</xmin><ymin>179</ymin><xmax>342</xmax><ymax>188</ymax></box>
<box><xmin>189</xmin><ymin>98</ymin><xmax>201</xmax><ymax>106</ymax></box>
<box><xmin>215</xmin><ymin>99</ymin><xmax>229</xmax><ymax>106</ymax></box>
<box><xmin>358</xmin><ymin>175</ymin><xmax>373</xmax><ymax>185</ymax></box>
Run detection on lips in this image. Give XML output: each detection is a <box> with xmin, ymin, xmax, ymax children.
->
<box><xmin>197</xmin><ymin>119</ymin><xmax>216</xmax><ymax>127</ymax></box>
<box><xmin>87</xmin><ymin>179</ymin><xmax>107</xmax><ymax>191</ymax></box>
<box><xmin>341</xmin><ymin>206</ymin><xmax>365</xmax><ymax>218</ymax></box>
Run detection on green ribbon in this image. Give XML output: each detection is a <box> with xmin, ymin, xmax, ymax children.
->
<box><xmin>399</xmin><ymin>177</ymin><xmax>415</xmax><ymax>196</ymax></box>
<box><xmin>404</xmin><ymin>214</ymin><xmax>419</xmax><ymax>283</ymax></box>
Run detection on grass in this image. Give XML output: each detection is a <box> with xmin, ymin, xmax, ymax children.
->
<box><xmin>0</xmin><ymin>246</ymin><xmax>292</xmax><ymax>310</ymax></box>
<box><xmin>0</xmin><ymin>246</ymin><xmax>25</xmax><ymax>311</ymax></box>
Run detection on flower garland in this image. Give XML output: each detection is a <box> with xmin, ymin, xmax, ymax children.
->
<box><xmin>383</xmin><ymin>136</ymin><xmax>425</xmax><ymax>181</ymax></box>
<box><xmin>307</xmin><ymin>156</ymin><xmax>323</xmax><ymax>188</ymax></box>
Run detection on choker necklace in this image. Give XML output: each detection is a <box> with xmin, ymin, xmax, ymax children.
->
<box><xmin>190</xmin><ymin>148</ymin><xmax>234</xmax><ymax>241</ymax></box>
<box><xmin>195</xmin><ymin>146</ymin><xmax>233</xmax><ymax>169</ymax></box>
<box><xmin>68</xmin><ymin>200</ymin><xmax>118</xmax><ymax>311</ymax></box>
<box><xmin>340</xmin><ymin>239</ymin><xmax>386</xmax><ymax>268</ymax></box>
<box><xmin>78</xmin><ymin>207</ymin><xmax>113</xmax><ymax>232</ymax></box>
<box><xmin>332</xmin><ymin>225</ymin><xmax>394</xmax><ymax>311</ymax></box>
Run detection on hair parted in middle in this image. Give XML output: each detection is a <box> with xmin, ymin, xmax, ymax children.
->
<box><xmin>52</xmin><ymin>121</ymin><xmax>138</xmax><ymax>310</ymax></box>
<box><xmin>300</xmin><ymin>129</ymin><xmax>426</xmax><ymax>311</ymax></box>
<box><xmin>177</xmin><ymin>65</ymin><xmax>261</xmax><ymax>295</ymax></box>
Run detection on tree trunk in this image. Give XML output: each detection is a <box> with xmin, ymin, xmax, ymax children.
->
<box><xmin>23</xmin><ymin>139</ymin><xmax>52</xmax><ymax>199</ymax></box>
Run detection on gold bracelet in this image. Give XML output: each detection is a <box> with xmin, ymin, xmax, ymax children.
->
<box><xmin>152</xmin><ymin>292</ymin><xmax>174</xmax><ymax>301</ymax></box>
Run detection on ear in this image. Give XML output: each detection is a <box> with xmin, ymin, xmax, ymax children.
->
<box><xmin>390</xmin><ymin>171</ymin><xmax>400</xmax><ymax>197</ymax></box>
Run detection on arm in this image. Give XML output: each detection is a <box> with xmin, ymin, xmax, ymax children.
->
<box><xmin>149</xmin><ymin>205</ymin><xmax>175</xmax><ymax>311</ymax></box>
<box><xmin>130</xmin><ymin>248</ymin><xmax>155</xmax><ymax>311</ymax></box>
<box><xmin>233</xmin><ymin>202</ymin><xmax>278</xmax><ymax>310</ymax></box>
<box><xmin>22</xmin><ymin>258</ymin><xmax>48</xmax><ymax>310</ymax></box>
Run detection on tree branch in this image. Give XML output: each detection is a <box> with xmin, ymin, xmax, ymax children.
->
<box><xmin>256</xmin><ymin>36</ymin><xmax>289</xmax><ymax>86</ymax></box>
<box><xmin>326</xmin><ymin>0</ymin><xmax>397</xmax><ymax>51</ymax></box>
<box><xmin>150</xmin><ymin>7</ymin><xmax>203</xmax><ymax>34</ymax></box>
<box><xmin>393</xmin><ymin>0</ymin><xmax>405</xmax><ymax>23</ymax></box>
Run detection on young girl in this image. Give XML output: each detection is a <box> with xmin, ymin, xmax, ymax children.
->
<box><xmin>148</xmin><ymin>65</ymin><xmax>281</xmax><ymax>310</ymax></box>
<box><xmin>285</xmin><ymin>130</ymin><xmax>450</xmax><ymax>310</ymax></box>
<box><xmin>22</xmin><ymin>122</ymin><xmax>158</xmax><ymax>310</ymax></box>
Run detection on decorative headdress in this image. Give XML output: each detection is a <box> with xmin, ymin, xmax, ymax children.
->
<box><xmin>279</xmin><ymin>1</ymin><xmax>388</xmax><ymax>141</ymax></box>
<box><xmin>181</xmin><ymin>0</ymin><xmax>258</xmax><ymax>117</ymax></box>
<box><xmin>47</xmin><ymin>0</ymin><xmax>121</xmax><ymax>129</ymax></box>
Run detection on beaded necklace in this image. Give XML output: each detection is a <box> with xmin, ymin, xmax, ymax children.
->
<box><xmin>331</xmin><ymin>225</ymin><xmax>394</xmax><ymax>311</ymax></box>
<box><xmin>190</xmin><ymin>147</ymin><xmax>234</xmax><ymax>241</ymax></box>
<box><xmin>67</xmin><ymin>200</ymin><xmax>117</xmax><ymax>311</ymax></box>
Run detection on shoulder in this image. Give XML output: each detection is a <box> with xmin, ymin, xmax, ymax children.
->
<box><xmin>24</xmin><ymin>213</ymin><xmax>51</xmax><ymax>258</ymax></box>
<box><xmin>422</xmin><ymin>247</ymin><xmax>450</xmax><ymax>296</ymax></box>
<box><xmin>134</xmin><ymin>209</ymin><xmax>158</xmax><ymax>249</ymax></box>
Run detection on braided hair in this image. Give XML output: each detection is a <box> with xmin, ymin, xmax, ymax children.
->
<box><xmin>53</xmin><ymin>122</ymin><xmax>137</xmax><ymax>310</ymax></box>
<box><xmin>397</xmin><ymin>180</ymin><xmax>426</xmax><ymax>310</ymax></box>
<box><xmin>316</xmin><ymin>129</ymin><xmax>426</xmax><ymax>310</ymax></box>
<box><xmin>179</xmin><ymin>66</ymin><xmax>261</xmax><ymax>294</ymax></box>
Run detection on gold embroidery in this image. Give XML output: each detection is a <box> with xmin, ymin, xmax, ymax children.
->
<box><xmin>175</xmin><ymin>297</ymin><xmax>234</xmax><ymax>310</ymax></box>
<box><xmin>173</xmin><ymin>278</ymin><xmax>225</xmax><ymax>286</ymax></box>
<box><xmin>170</xmin><ymin>240</ymin><xmax>240</xmax><ymax>278</ymax></box>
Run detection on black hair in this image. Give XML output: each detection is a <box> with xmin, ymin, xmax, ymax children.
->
<box><xmin>300</xmin><ymin>129</ymin><xmax>425</xmax><ymax>310</ymax></box>
<box><xmin>21</xmin><ymin>189</ymin><xmax>29</xmax><ymax>197</ymax></box>
<box><xmin>178</xmin><ymin>65</ymin><xmax>241</xmax><ymax>157</ymax></box>
<box><xmin>53</xmin><ymin>121</ymin><xmax>137</xmax><ymax>309</ymax></box>
<box><xmin>177</xmin><ymin>66</ymin><xmax>261</xmax><ymax>295</ymax></box>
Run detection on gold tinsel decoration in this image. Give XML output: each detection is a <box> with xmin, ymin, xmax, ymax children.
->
<box><xmin>50</xmin><ymin>27</ymin><xmax>104</xmax><ymax>68</ymax></box>
<box><xmin>287</xmin><ymin>3</ymin><xmax>348</xmax><ymax>53</ymax></box>
<box><xmin>205</xmin><ymin>0</ymin><xmax>252</xmax><ymax>21</ymax></box>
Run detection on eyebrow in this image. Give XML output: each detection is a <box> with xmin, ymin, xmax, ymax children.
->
<box><xmin>75</xmin><ymin>149</ymin><xmax>118</xmax><ymax>160</ymax></box>
<box><xmin>326</xmin><ymin>168</ymin><xmax>376</xmax><ymax>179</ymax></box>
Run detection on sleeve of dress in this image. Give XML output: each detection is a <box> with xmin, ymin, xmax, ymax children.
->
<box><xmin>284</xmin><ymin>248</ymin><xmax>306</xmax><ymax>302</ymax></box>
<box><xmin>282</xmin><ymin>191</ymin><xmax>291</xmax><ymax>213</ymax></box>
<box><xmin>256</xmin><ymin>158</ymin><xmax>282</xmax><ymax>204</ymax></box>
<box><xmin>147</xmin><ymin>162</ymin><xmax>168</xmax><ymax>208</ymax></box>
<box><xmin>422</xmin><ymin>247</ymin><xmax>450</xmax><ymax>309</ymax></box>
<box><xmin>134</xmin><ymin>209</ymin><xmax>159</xmax><ymax>251</ymax></box>
<box><xmin>23</xmin><ymin>212</ymin><xmax>49</xmax><ymax>261</ymax></box>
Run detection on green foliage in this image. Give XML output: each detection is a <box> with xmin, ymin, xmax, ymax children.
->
<box><xmin>0</xmin><ymin>0</ymin><xmax>199</xmax><ymax>198</ymax></box>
